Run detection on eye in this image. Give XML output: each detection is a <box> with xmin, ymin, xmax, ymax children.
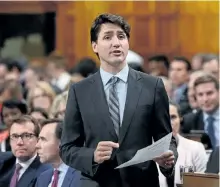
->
<box><xmin>104</xmin><ymin>35</ymin><xmax>111</xmax><ymax>40</ymax></box>
<box><xmin>118</xmin><ymin>34</ymin><xmax>125</xmax><ymax>39</ymax></box>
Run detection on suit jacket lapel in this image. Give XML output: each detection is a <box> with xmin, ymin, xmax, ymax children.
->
<box><xmin>61</xmin><ymin>167</ymin><xmax>75</xmax><ymax>187</ymax></box>
<box><xmin>119</xmin><ymin>68</ymin><xmax>142</xmax><ymax>144</ymax></box>
<box><xmin>43</xmin><ymin>169</ymin><xmax>53</xmax><ymax>187</ymax></box>
<box><xmin>18</xmin><ymin>157</ymin><xmax>40</xmax><ymax>187</ymax></box>
<box><xmin>90</xmin><ymin>72</ymin><xmax>118</xmax><ymax>141</ymax></box>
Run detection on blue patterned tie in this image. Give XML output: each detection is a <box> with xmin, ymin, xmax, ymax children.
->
<box><xmin>108</xmin><ymin>76</ymin><xmax>120</xmax><ymax>137</ymax></box>
<box><xmin>207</xmin><ymin>116</ymin><xmax>215</xmax><ymax>147</ymax></box>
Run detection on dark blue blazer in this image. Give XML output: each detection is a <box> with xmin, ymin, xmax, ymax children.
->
<box><xmin>35</xmin><ymin>167</ymin><xmax>81</xmax><ymax>187</ymax></box>
<box><xmin>0</xmin><ymin>152</ymin><xmax>51</xmax><ymax>187</ymax></box>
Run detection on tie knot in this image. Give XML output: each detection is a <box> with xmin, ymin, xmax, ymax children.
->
<box><xmin>53</xmin><ymin>169</ymin><xmax>59</xmax><ymax>175</ymax></box>
<box><xmin>110</xmin><ymin>76</ymin><xmax>119</xmax><ymax>85</ymax></box>
<box><xmin>15</xmin><ymin>163</ymin><xmax>22</xmax><ymax>172</ymax></box>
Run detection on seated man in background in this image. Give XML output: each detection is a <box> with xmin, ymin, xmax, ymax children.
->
<box><xmin>35</xmin><ymin>119</ymin><xmax>81</xmax><ymax>187</ymax></box>
<box><xmin>182</xmin><ymin>74</ymin><xmax>219</xmax><ymax>148</ymax></box>
<box><xmin>0</xmin><ymin>115</ymin><xmax>50</xmax><ymax>187</ymax></box>
<box><xmin>158</xmin><ymin>101</ymin><xmax>207</xmax><ymax>187</ymax></box>
<box><xmin>148</xmin><ymin>55</ymin><xmax>170</xmax><ymax>77</ymax></box>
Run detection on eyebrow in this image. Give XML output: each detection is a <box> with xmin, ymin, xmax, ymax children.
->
<box><xmin>103</xmin><ymin>30</ymin><xmax>125</xmax><ymax>35</ymax></box>
<box><xmin>38</xmin><ymin>136</ymin><xmax>47</xmax><ymax>140</ymax></box>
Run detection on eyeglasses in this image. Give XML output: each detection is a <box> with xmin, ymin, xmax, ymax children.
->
<box><xmin>10</xmin><ymin>133</ymin><xmax>37</xmax><ymax>141</ymax></box>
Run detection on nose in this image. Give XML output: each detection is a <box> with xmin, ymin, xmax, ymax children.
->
<box><xmin>16</xmin><ymin>137</ymin><xmax>24</xmax><ymax>145</ymax></box>
<box><xmin>35</xmin><ymin>141</ymin><xmax>40</xmax><ymax>149</ymax></box>
<box><xmin>112</xmin><ymin>36</ymin><xmax>120</xmax><ymax>47</ymax></box>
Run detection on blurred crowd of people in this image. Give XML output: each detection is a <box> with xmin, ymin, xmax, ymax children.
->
<box><xmin>0</xmin><ymin>50</ymin><xmax>219</xmax><ymax>187</ymax></box>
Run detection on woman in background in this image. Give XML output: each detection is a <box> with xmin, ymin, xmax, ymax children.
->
<box><xmin>158</xmin><ymin>101</ymin><xmax>208</xmax><ymax>187</ymax></box>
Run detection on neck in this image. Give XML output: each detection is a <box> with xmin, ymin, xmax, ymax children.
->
<box><xmin>100</xmin><ymin>61</ymin><xmax>126</xmax><ymax>74</ymax></box>
<box><xmin>51</xmin><ymin>158</ymin><xmax>63</xmax><ymax>169</ymax></box>
<box><xmin>206</xmin><ymin>105</ymin><xmax>219</xmax><ymax>115</ymax></box>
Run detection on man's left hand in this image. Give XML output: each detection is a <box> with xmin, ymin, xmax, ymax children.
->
<box><xmin>153</xmin><ymin>150</ymin><xmax>175</xmax><ymax>169</ymax></box>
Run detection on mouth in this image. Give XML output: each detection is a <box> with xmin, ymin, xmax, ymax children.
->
<box><xmin>111</xmin><ymin>50</ymin><xmax>122</xmax><ymax>55</ymax></box>
<box><xmin>16</xmin><ymin>149</ymin><xmax>27</xmax><ymax>152</ymax></box>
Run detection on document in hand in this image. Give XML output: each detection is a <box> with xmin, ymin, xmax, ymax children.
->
<box><xmin>115</xmin><ymin>132</ymin><xmax>172</xmax><ymax>169</ymax></box>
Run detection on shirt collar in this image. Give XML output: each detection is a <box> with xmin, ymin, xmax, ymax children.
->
<box><xmin>16</xmin><ymin>154</ymin><xmax>37</xmax><ymax>170</ymax></box>
<box><xmin>203</xmin><ymin>107</ymin><xmax>219</xmax><ymax>121</ymax></box>
<box><xmin>55</xmin><ymin>162</ymin><xmax>69</xmax><ymax>173</ymax></box>
<box><xmin>100</xmin><ymin>64</ymin><xmax>129</xmax><ymax>86</ymax></box>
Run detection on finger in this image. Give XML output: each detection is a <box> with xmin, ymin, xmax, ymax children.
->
<box><xmin>166</xmin><ymin>156</ymin><xmax>175</xmax><ymax>162</ymax></box>
<box><xmin>99</xmin><ymin>141</ymin><xmax>119</xmax><ymax>148</ymax></box>
<box><xmin>99</xmin><ymin>156</ymin><xmax>111</xmax><ymax>162</ymax></box>
<box><xmin>161</xmin><ymin>151</ymin><xmax>174</xmax><ymax>158</ymax></box>
<box><xmin>166</xmin><ymin>161</ymin><xmax>174</xmax><ymax>165</ymax></box>
<box><xmin>97</xmin><ymin>146</ymin><xmax>112</xmax><ymax>152</ymax></box>
<box><xmin>99</xmin><ymin>151</ymin><xmax>112</xmax><ymax>157</ymax></box>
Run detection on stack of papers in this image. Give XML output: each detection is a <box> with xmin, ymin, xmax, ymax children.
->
<box><xmin>116</xmin><ymin>133</ymin><xmax>172</xmax><ymax>169</ymax></box>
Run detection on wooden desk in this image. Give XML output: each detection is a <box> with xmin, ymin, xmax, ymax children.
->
<box><xmin>176</xmin><ymin>184</ymin><xmax>183</xmax><ymax>187</ymax></box>
<box><xmin>183</xmin><ymin>173</ymin><xmax>219</xmax><ymax>187</ymax></box>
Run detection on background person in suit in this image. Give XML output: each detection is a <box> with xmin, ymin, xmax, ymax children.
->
<box><xmin>35</xmin><ymin>119</ymin><xmax>81</xmax><ymax>187</ymax></box>
<box><xmin>182</xmin><ymin>74</ymin><xmax>219</xmax><ymax>148</ymax></box>
<box><xmin>60</xmin><ymin>13</ymin><xmax>178</xmax><ymax>187</ymax></box>
<box><xmin>158</xmin><ymin>101</ymin><xmax>207</xmax><ymax>187</ymax></box>
<box><xmin>0</xmin><ymin>115</ymin><xmax>50</xmax><ymax>187</ymax></box>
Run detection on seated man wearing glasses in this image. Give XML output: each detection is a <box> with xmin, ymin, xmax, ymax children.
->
<box><xmin>0</xmin><ymin>115</ymin><xmax>51</xmax><ymax>187</ymax></box>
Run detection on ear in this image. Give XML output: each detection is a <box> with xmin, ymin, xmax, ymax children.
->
<box><xmin>92</xmin><ymin>41</ymin><xmax>98</xmax><ymax>53</ymax></box>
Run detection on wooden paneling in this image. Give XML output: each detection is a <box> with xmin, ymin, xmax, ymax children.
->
<box><xmin>0</xmin><ymin>1</ymin><xmax>56</xmax><ymax>14</ymax></box>
<box><xmin>0</xmin><ymin>1</ymin><xmax>218</xmax><ymax>67</ymax></box>
<box><xmin>56</xmin><ymin>1</ymin><xmax>219</xmax><ymax>67</ymax></box>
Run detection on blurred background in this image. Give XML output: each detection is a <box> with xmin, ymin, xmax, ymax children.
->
<box><xmin>0</xmin><ymin>1</ymin><xmax>218</xmax><ymax>69</ymax></box>
<box><xmin>0</xmin><ymin>0</ymin><xmax>219</xmax><ymax>181</ymax></box>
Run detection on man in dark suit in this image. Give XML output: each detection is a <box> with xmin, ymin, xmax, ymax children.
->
<box><xmin>35</xmin><ymin>119</ymin><xmax>81</xmax><ymax>187</ymax></box>
<box><xmin>0</xmin><ymin>115</ymin><xmax>50</xmax><ymax>187</ymax></box>
<box><xmin>206</xmin><ymin>146</ymin><xmax>219</xmax><ymax>174</ymax></box>
<box><xmin>182</xmin><ymin>74</ymin><xmax>219</xmax><ymax>148</ymax></box>
<box><xmin>60</xmin><ymin>13</ymin><xmax>178</xmax><ymax>187</ymax></box>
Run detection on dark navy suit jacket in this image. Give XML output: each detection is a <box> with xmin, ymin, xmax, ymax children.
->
<box><xmin>0</xmin><ymin>152</ymin><xmax>51</xmax><ymax>187</ymax></box>
<box><xmin>35</xmin><ymin>167</ymin><xmax>81</xmax><ymax>187</ymax></box>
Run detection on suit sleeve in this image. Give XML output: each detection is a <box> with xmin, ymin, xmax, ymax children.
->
<box><xmin>59</xmin><ymin>84</ymin><xmax>96</xmax><ymax>177</ymax></box>
<box><xmin>152</xmin><ymin>78</ymin><xmax>178</xmax><ymax>177</ymax></box>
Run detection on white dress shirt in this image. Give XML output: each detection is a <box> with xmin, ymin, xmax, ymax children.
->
<box><xmin>16</xmin><ymin>155</ymin><xmax>37</xmax><ymax>180</ymax></box>
<box><xmin>158</xmin><ymin>134</ymin><xmax>208</xmax><ymax>187</ymax></box>
<box><xmin>203</xmin><ymin>108</ymin><xmax>219</xmax><ymax>147</ymax></box>
<box><xmin>100</xmin><ymin>65</ymin><xmax>129</xmax><ymax>125</ymax></box>
<box><xmin>48</xmin><ymin>163</ymin><xmax>69</xmax><ymax>187</ymax></box>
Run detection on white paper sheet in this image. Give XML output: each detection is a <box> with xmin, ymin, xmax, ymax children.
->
<box><xmin>115</xmin><ymin>132</ymin><xmax>172</xmax><ymax>169</ymax></box>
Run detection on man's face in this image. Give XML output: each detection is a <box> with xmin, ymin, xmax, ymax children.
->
<box><xmin>169</xmin><ymin>60</ymin><xmax>189</xmax><ymax>86</ymax></box>
<box><xmin>0</xmin><ymin>64</ymin><xmax>8</xmax><ymax>81</ymax></box>
<box><xmin>148</xmin><ymin>61</ymin><xmax>167</xmax><ymax>76</ymax></box>
<box><xmin>169</xmin><ymin>104</ymin><xmax>181</xmax><ymax>137</ymax></box>
<box><xmin>36</xmin><ymin>123</ymin><xmax>60</xmax><ymax>164</ymax></box>
<box><xmin>2</xmin><ymin>107</ymin><xmax>22</xmax><ymax>128</ymax></box>
<box><xmin>46</xmin><ymin>63</ymin><xmax>56</xmax><ymax>79</ymax></box>
<box><xmin>195</xmin><ymin>82</ymin><xmax>219</xmax><ymax>113</ymax></box>
<box><xmin>10</xmin><ymin>122</ymin><xmax>38</xmax><ymax>161</ymax></box>
<box><xmin>23</xmin><ymin>69</ymin><xmax>38</xmax><ymax>90</ymax></box>
<box><xmin>92</xmin><ymin>23</ymin><xmax>129</xmax><ymax>69</ymax></box>
<box><xmin>202</xmin><ymin>60</ymin><xmax>219</xmax><ymax>80</ymax></box>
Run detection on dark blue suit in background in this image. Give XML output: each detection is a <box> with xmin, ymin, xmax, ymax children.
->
<box><xmin>35</xmin><ymin>167</ymin><xmax>81</xmax><ymax>187</ymax></box>
<box><xmin>0</xmin><ymin>152</ymin><xmax>51</xmax><ymax>187</ymax></box>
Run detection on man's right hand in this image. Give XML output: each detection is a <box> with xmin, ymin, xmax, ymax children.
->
<box><xmin>94</xmin><ymin>141</ymin><xmax>119</xmax><ymax>164</ymax></box>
